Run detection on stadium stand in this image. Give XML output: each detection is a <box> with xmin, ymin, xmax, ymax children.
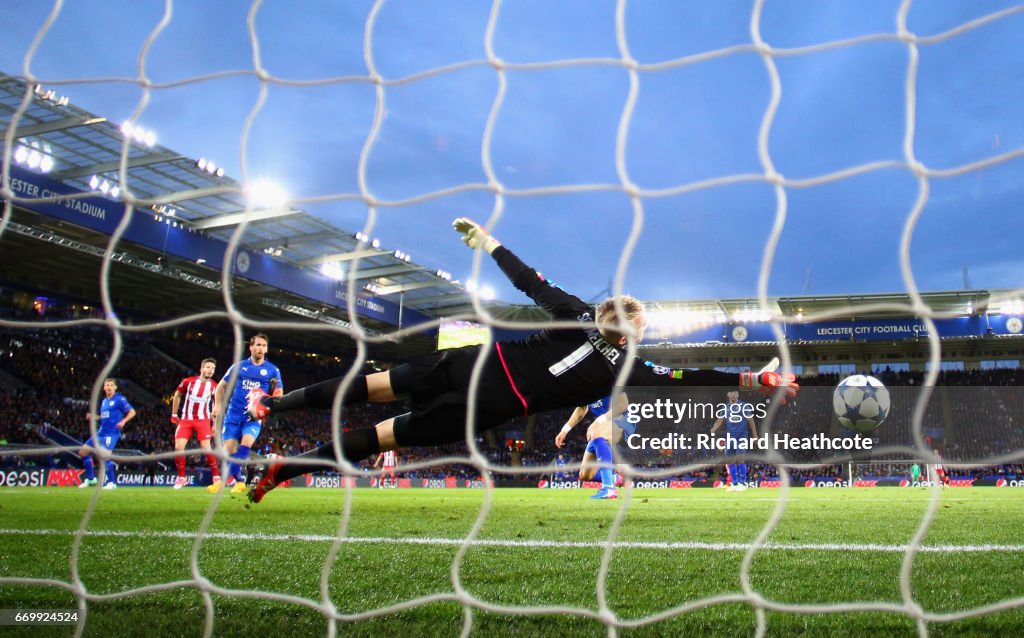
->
<box><xmin>2</xmin><ymin>295</ymin><xmax>1022</xmax><ymax>484</ymax></box>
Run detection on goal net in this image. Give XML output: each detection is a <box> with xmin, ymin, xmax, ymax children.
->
<box><xmin>1</xmin><ymin>1</ymin><xmax>1023</xmax><ymax>636</ymax></box>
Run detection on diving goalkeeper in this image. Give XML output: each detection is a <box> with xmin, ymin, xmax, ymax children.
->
<box><xmin>245</xmin><ymin>218</ymin><xmax>799</xmax><ymax>503</ymax></box>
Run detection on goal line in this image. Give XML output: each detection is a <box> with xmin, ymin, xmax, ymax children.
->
<box><xmin>0</xmin><ymin>527</ymin><xmax>1020</xmax><ymax>554</ymax></box>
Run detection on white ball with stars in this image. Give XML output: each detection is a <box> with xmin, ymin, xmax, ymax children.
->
<box><xmin>833</xmin><ymin>375</ymin><xmax>890</xmax><ymax>433</ymax></box>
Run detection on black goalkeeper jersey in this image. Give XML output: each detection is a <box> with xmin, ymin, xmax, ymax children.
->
<box><xmin>489</xmin><ymin>245</ymin><xmax>738</xmax><ymax>415</ymax></box>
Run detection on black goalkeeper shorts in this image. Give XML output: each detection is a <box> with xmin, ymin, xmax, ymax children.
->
<box><xmin>392</xmin><ymin>345</ymin><xmax>526</xmax><ymax>447</ymax></box>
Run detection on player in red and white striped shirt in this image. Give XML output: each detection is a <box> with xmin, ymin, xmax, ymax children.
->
<box><xmin>374</xmin><ymin>450</ymin><xmax>398</xmax><ymax>488</ymax></box>
<box><xmin>171</xmin><ymin>358</ymin><xmax>221</xmax><ymax>489</ymax></box>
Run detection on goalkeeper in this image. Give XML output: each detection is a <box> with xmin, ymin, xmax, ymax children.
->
<box><xmin>245</xmin><ymin>218</ymin><xmax>799</xmax><ymax>503</ymax></box>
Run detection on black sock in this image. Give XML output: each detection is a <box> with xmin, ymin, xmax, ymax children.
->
<box><xmin>268</xmin><ymin>375</ymin><xmax>369</xmax><ymax>412</ymax></box>
<box><xmin>274</xmin><ymin>429</ymin><xmax>380</xmax><ymax>483</ymax></box>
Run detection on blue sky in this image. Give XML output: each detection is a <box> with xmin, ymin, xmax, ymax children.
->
<box><xmin>1</xmin><ymin>0</ymin><xmax>1022</xmax><ymax>304</ymax></box>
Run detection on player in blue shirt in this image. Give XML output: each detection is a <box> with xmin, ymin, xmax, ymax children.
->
<box><xmin>78</xmin><ymin>378</ymin><xmax>136</xmax><ymax>489</ymax></box>
<box><xmin>555</xmin><ymin>392</ymin><xmax>629</xmax><ymax>499</ymax></box>
<box><xmin>209</xmin><ymin>333</ymin><xmax>283</xmax><ymax>494</ymax></box>
<box><xmin>554</xmin><ymin>453</ymin><xmax>569</xmax><ymax>481</ymax></box>
<box><xmin>711</xmin><ymin>390</ymin><xmax>759</xmax><ymax>492</ymax></box>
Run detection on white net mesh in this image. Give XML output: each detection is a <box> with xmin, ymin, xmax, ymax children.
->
<box><xmin>2</xmin><ymin>1</ymin><xmax>1024</xmax><ymax>636</ymax></box>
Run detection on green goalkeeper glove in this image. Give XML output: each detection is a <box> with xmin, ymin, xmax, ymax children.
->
<box><xmin>452</xmin><ymin>217</ymin><xmax>501</xmax><ymax>254</ymax></box>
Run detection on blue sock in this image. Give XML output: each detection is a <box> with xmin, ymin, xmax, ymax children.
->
<box><xmin>737</xmin><ymin>463</ymin><xmax>747</xmax><ymax>484</ymax></box>
<box><xmin>105</xmin><ymin>461</ymin><xmax>117</xmax><ymax>484</ymax></box>
<box><xmin>83</xmin><ymin>457</ymin><xmax>95</xmax><ymax>480</ymax></box>
<box><xmin>590</xmin><ymin>438</ymin><xmax>614</xmax><ymax>488</ymax></box>
<box><xmin>727</xmin><ymin>463</ymin><xmax>736</xmax><ymax>484</ymax></box>
<box><xmin>229</xmin><ymin>445</ymin><xmax>251</xmax><ymax>481</ymax></box>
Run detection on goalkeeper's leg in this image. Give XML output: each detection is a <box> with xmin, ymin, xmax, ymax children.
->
<box><xmin>250</xmin><ymin>391</ymin><xmax>515</xmax><ymax>503</ymax></box>
<box><xmin>249</xmin><ymin>368</ymin><xmax>409</xmax><ymax>420</ymax></box>
<box><xmin>248</xmin><ymin>424</ymin><xmax>386</xmax><ymax>503</ymax></box>
<box><xmin>249</xmin><ymin>351</ymin><xmax>485</xmax><ymax>420</ymax></box>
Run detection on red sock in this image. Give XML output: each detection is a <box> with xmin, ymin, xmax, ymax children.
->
<box><xmin>175</xmin><ymin>455</ymin><xmax>186</xmax><ymax>478</ymax></box>
<box><xmin>206</xmin><ymin>454</ymin><xmax>219</xmax><ymax>478</ymax></box>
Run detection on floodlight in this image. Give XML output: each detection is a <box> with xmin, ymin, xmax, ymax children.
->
<box><xmin>246</xmin><ymin>180</ymin><xmax>288</xmax><ymax>209</ymax></box>
<box><xmin>320</xmin><ymin>262</ymin><xmax>345</xmax><ymax>281</ymax></box>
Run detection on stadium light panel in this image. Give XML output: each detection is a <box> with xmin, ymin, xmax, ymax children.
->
<box><xmin>464</xmin><ymin>280</ymin><xmax>496</xmax><ymax>301</ymax></box>
<box><xmin>732</xmin><ymin>308</ymin><xmax>771</xmax><ymax>323</ymax></box>
<box><xmin>196</xmin><ymin>158</ymin><xmax>225</xmax><ymax>177</ymax></box>
<box><xmin>121</xmin><ymin>121</ymin><xmax>157</xmax><ymax>148</ymax></box>
<box><xmin>320</xmin><ymin>262</ymin><xmax>345</xmax><ymax>280</ymax></box>
<box><xmin>89</xmin><ymin>175</ymin><xmax>121</xmax><ymax>200</ymax></box>
<box><xmin>14</xmin><ymin>140</ymin><xmax>55</xmax><ymax>174</ymax></box>
<box><xmin>245</xmin><ymin>180</ymin><xmax>288</xmax><ymax>209</ymax></box>
<box><xmin>1005</xmin><ymin>300</ymin><xmax>1024</xmax><ymax>315</ymax></box>
<box><xmin>33</xmin><ymin>83</ymin><xmax>67</xmax><ymax>106</ymax></box>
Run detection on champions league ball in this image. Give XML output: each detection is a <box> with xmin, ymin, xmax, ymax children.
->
<box><xmin>833</xmin><ymin>375</ymin><xmax>890</xmax><ymax>433</ymax></box>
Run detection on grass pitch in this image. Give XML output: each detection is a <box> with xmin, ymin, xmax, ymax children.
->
<box><xmin>1</xmin><ymin>486</ymin><xmax>1023</xmax><ymax>637</ymax></box>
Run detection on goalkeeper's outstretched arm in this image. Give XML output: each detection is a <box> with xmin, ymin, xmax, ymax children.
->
<box><xmin>452</xmin><ymin>217</ymin><xmax>593</xmax><ymax>321</ymax></box>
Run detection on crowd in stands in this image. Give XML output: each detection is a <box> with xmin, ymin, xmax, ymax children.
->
<box><xmin>2</xmin><ymin>299</ymin><xmax>1023</xmax><ymax>483</ymax></box>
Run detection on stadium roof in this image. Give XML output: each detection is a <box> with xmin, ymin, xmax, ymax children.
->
<box><xmin>2</xmin><ymin>73</ymin><xmax>1021</xmax><ymax>356</ymax></box>
<box><xmin>0</xmin><ymin>74</ymin><xmax>478</xmax><ymax>317</ymax></box>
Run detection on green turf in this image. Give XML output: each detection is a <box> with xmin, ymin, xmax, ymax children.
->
<box><xmin>0</xmin><ymin>487</ymin><xmax>1022</xmax><ymax>637</ymax></box>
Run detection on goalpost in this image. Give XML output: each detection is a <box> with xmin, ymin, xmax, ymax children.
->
<box><xmin>2</xmin><ymin>1</ymin><xmax>1024</xmax><ymax>636</ymax></box>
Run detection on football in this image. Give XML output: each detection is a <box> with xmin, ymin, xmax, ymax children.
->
<box><xmin>833</xmin><ymin>374</ymin><xmax>890</xmax><ymax>432</ymax></box>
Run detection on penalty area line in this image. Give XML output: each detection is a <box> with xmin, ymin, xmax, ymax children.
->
<box><xmin>0</xmin><ymin>528</ymin><xmax>1021</xmax><ymax>554</ymax></box>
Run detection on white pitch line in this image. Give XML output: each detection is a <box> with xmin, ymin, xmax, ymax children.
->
<box><xmin>0</xmin><ymin>528</ymin><xmax>1021</xmax><ymax>554</ymax></box>
<box><xmin>650</xmin><ymin>497</ymin><xmax>982</xmax><ymax>503</ymax></box>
